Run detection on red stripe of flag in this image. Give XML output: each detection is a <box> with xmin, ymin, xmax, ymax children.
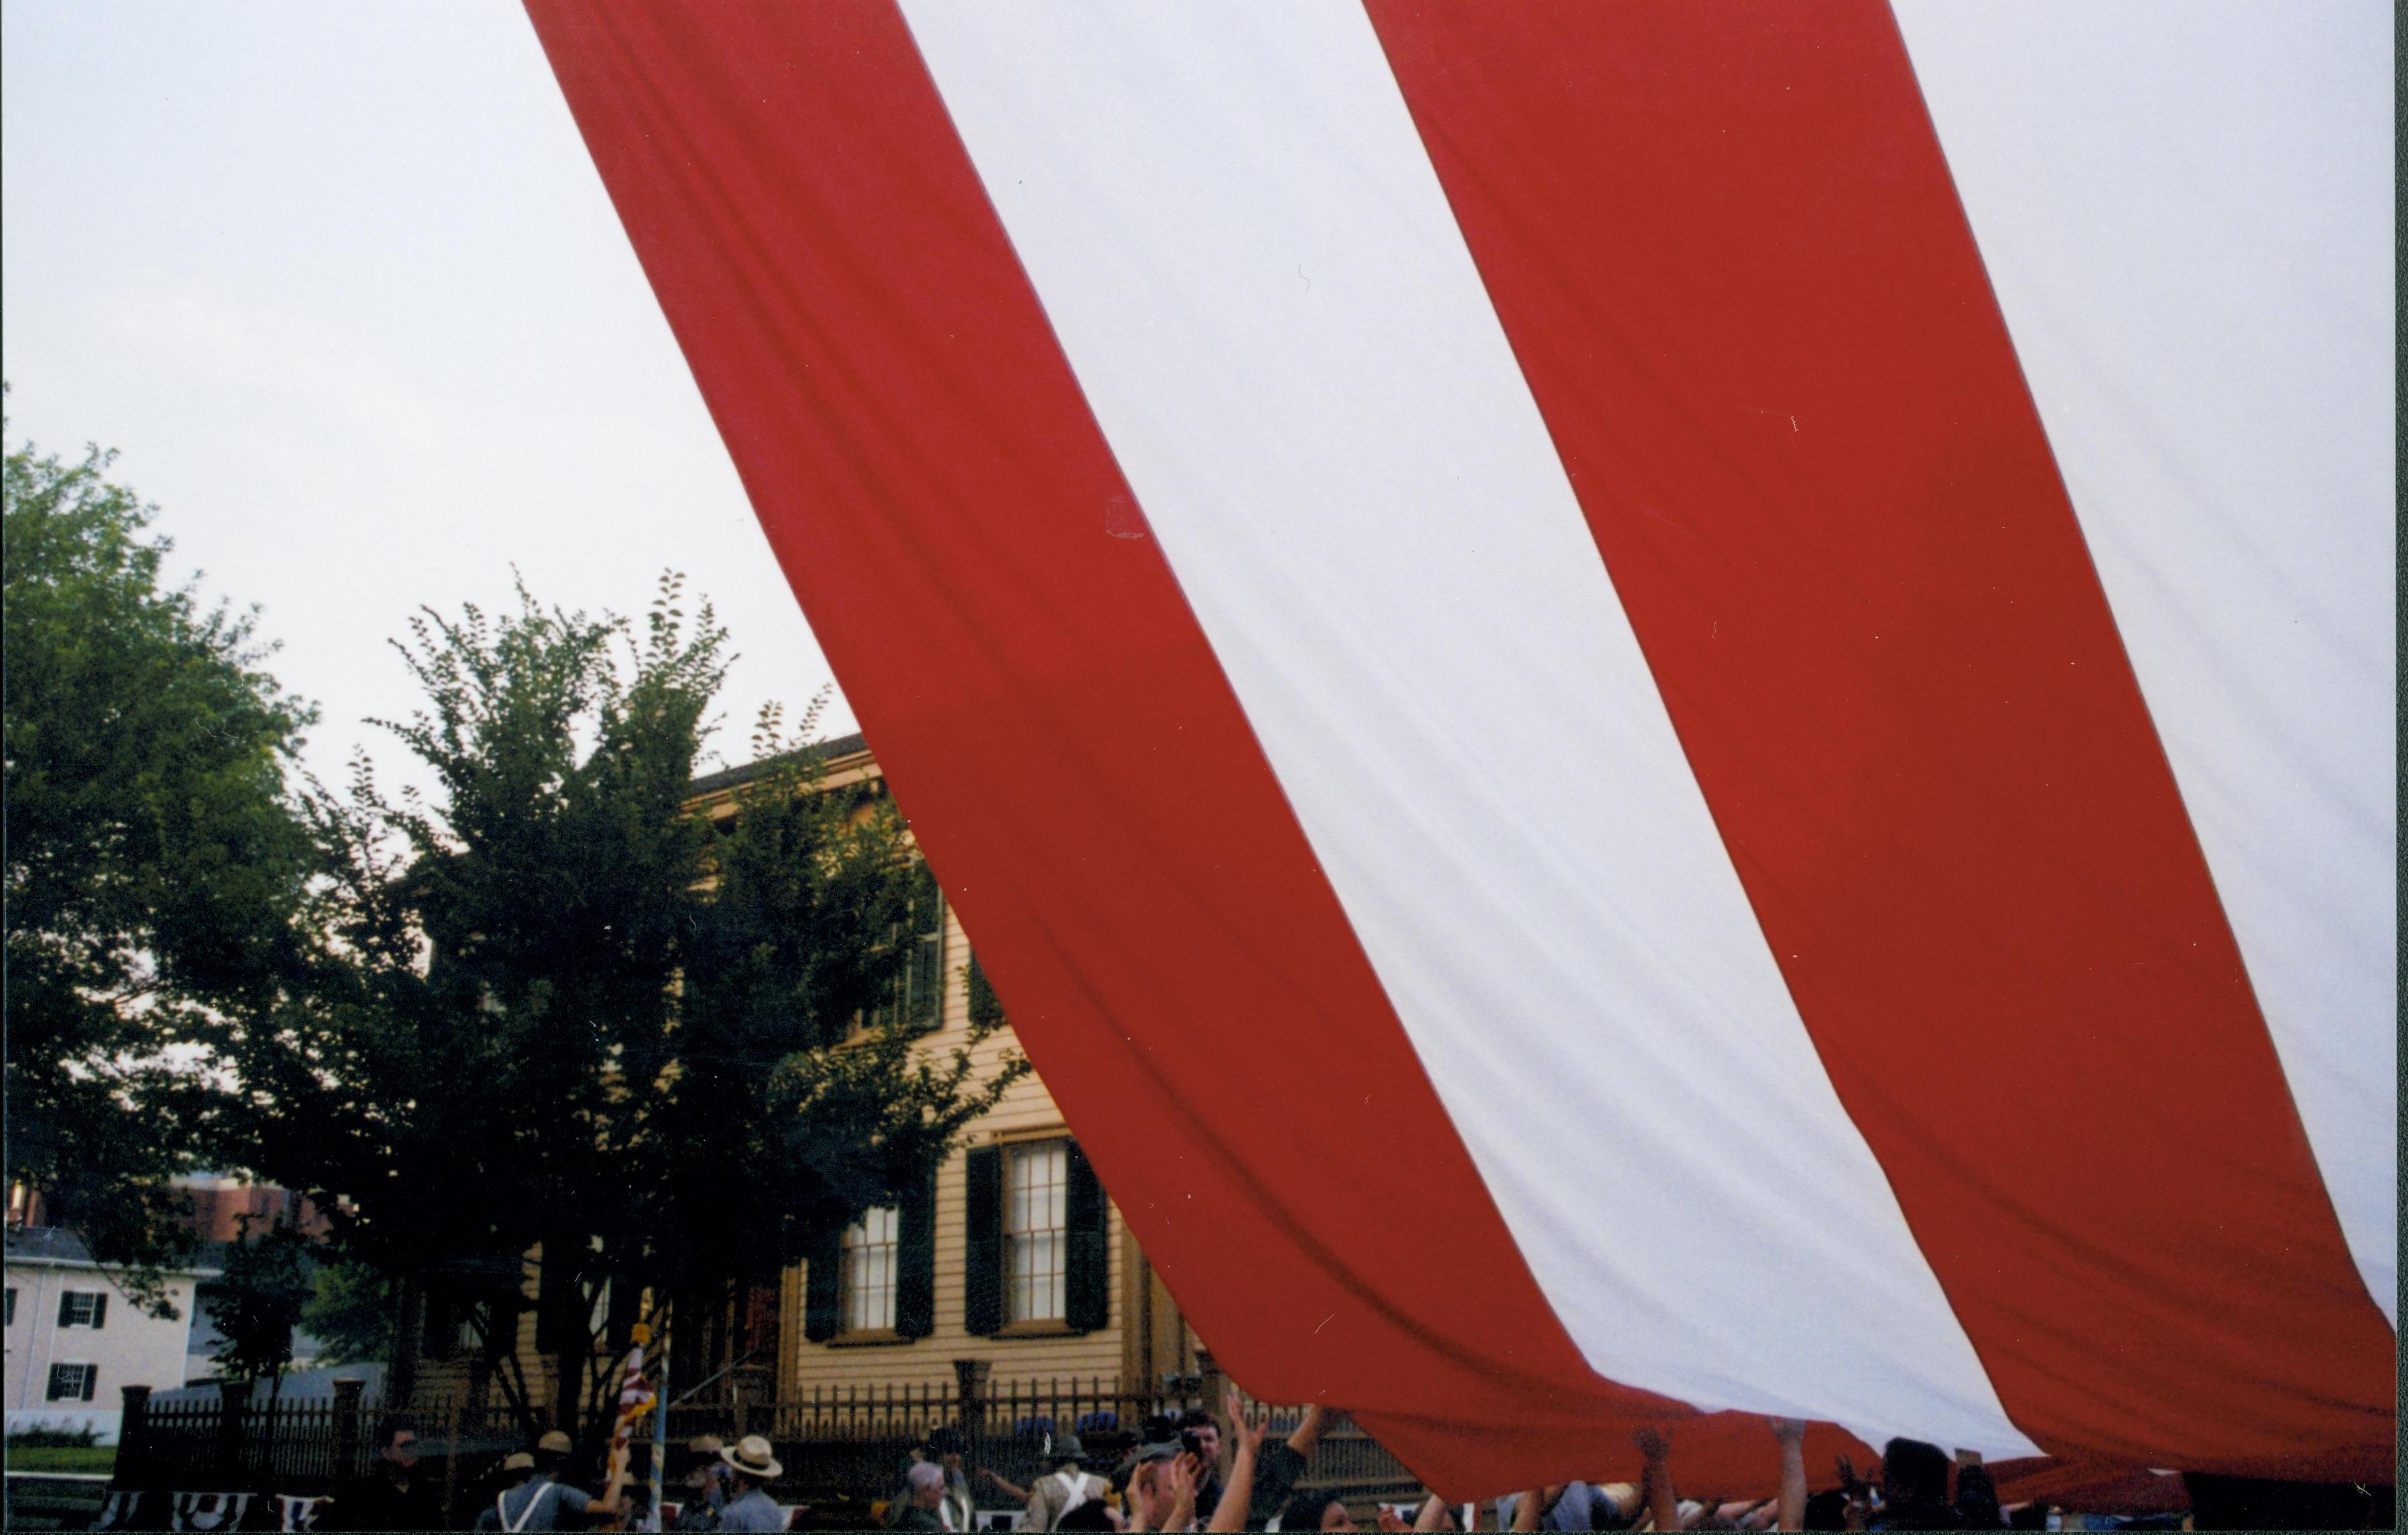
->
<box><xmin>1367</xmin><ymin>0</ymin><xmax>2393</xmax><ymax>1478</ymax></box>
<box><xmin>520</xmin><ymin>0</ymin><xmax>1703</xmax><ymax>1493</ymax></box>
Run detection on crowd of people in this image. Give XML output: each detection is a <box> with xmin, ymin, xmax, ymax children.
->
<box><xmin>304</xmin><ymin>1393</ymin><xmax>2063</xmax><ymax>1532</ymax></box>
<box><xmin>866</xmin><ymin>1390</ymin><xmax>2016</xmax><ymax>1534</ymax></box>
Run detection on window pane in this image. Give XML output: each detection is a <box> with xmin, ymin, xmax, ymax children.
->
<box><xmin>1003</xmin><ymin>1143</ymin><xmax>1069</xmax><ymax>1323</ymax></box>
<box><xmin>839</xmin><ymin>1207</ymin><xmax>900</xmax><ymax>1333</ymax></box>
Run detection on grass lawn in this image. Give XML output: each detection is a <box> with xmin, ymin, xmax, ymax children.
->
<box><xmin>3</xmin><ymin>1445</ymin><xmax>116</xmax><ymax>1475</ymax></box>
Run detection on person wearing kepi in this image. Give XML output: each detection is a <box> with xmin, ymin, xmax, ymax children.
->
<box><xmin>479</xmin><ymin>1431</ymin><xmax>617</xmax><ymax>1532</ymax></box>
<box><xmin>1023</xmin><ymin>1430</ymin><xmax>1112</xmax><ymax>1531</ymax></box>
<box><xmin>325</xmin><ymin>1416</ymin><xmax>449</xmax><ymax>1531</ymax></box>
<box><xmin>714</xmin><ymin>1435</ymin><xmax>792</xmax><ymax>1533</ymax></box>
<box><xmin>671</xmin><ymin>1435</ymin><xmax>730</xmax><ymax>1531</ymax></box>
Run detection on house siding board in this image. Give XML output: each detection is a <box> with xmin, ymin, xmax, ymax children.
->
<box><xmin>788</xmin><ymin>906</ymin><xmax>1135</xmax><ymax>1393</ymax></box>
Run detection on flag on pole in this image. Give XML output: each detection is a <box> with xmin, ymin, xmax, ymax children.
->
<box><xmin>524</xmin><ymin>0</ymin><xmax>2395</xmax><ymax>1497</ymax></box>
<box><xmin>605</xmin><ymin>1327</ymin><xmax>659</xmax><ymax>1518</ymax></box>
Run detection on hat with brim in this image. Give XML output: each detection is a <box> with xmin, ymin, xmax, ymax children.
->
<box><xmin>1049</xmin><ymin>1430</ymin><xmax>1087</xmax><ymax>1464</ymax></box>
<box><xmin>537</xmin><ymin>1431</ymin><xmax>574</xmax><ymax>1456</ymax></box>
<box><xmin>687</xmin><ymin>1435</ymin><xmax>725</xmax><ymax>1457</ymax></box>
<box><xmin>722</xmin><ymin>1434</ymin><xmax>783</xmax><ymax>1482</ymax></box>
<box><xmin>1133</xmin><ymin>1439</ymin><xmax>1180</xmax><ymax>1465</ymax></box>
<box><xmin>503</xmin><ymin>1453</ymin><xmax>536</xmax><ymax>1473</ymax></box>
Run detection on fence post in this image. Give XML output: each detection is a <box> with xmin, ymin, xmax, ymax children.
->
<box><xmin>441</xmin><ymin>1395</ymin><xmax>464</xmax><ymax>1524</ymax></box>
<box><xmin>215</xmin><ymin>1378</ymin><xmax>250</xmax><ymax>1489</ymax></box>
<box><xmin>952</xmin><ymin>1359</ymin><xmax>988</xmax><ymax>1463</ymax></box>
<box><xmin>332</xmin><ymin>1377</ymin><xmax>365</xmax><ymax>1486</ymax></box>
<box><xmin>116</xmin><ymin>1385</ymin><xmax>152</xmax><ymax>1488</ymax></box>
<box><xmin>1194</xmin><ymin>1348</ymin><xmax>1224</xmax><ymax>1419</ymax></box>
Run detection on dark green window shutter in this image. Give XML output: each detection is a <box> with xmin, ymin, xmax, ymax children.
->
<box><xmin>908</xmin><ymin>867</ymin><xmax>944</xmax><ymax>1032</ymax></box>
<box><xmin>1065</xmin><ymin>1141</ymin><xmax>1109</xmax><ymax>1334</ymax></box>
<box><xmin>89</xmin><ymin>1293</ymin><xmax>107</xmax><ymax>1329</ymax></box>
<box><xmin>802</xmin><ymin>1224</ymin><xmax>842</xmax><ymax>1344</ymax></box>
<box><xmin>963</xmin><ymin>1145</ymin><xmax>1003</xmax><ymax>1336</ymax></box>
<box><xmin>966</xmin><ymin>953</ymin><xmax>1006</xmax><ymax>1033</ymax></box>
<box><xmin>896</xmin><ymin>1171</ymin><xmax>937</xmax><ymax>1339</ymax></box>
<box><xmin>872</xmin><ymin>863</ymin><xmax>945</xmax><ymax>1034</ymax></box>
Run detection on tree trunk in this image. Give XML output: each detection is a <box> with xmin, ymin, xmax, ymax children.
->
<box><xmin>540</xmin><ymin>1235</ymin><xmax>588</xmax><ymax>1449</ymax></box>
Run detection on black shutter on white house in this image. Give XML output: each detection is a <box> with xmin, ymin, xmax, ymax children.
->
<box><xmin>802</xmin><ymin>1223</ymin><xmax>842</xmax><ymax>1344</ymax></box>
<box><xmin>1065</xmin><ymin>1142</ymin><xmax>1109</xmax><ymax>1334</ymax></box>
<box><xmin>896</xmin><ymin>1170</ymin><xmax>937</xmax><ymax>1338</ymax></box>
<box><xmin>963</xmin><ymin>1145</ymin><xmax>1003</xmax><ymax>1336</ymax></box>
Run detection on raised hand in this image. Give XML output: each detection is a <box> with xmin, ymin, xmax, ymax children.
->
<box><xmin>1772</xmin><ymin>1419</ymin><xmax>1808</xmax><ymax>1531</ymax></box>
<box><xmin>1224</xmin><ymin>1388</ymin><xmax>1268</xmax><ymax>1457</ymax></box>
<box><xmin>1164</xmin><ymin>1454</ymin><xmax>1199</xmax><ymax>1531</ymax></box>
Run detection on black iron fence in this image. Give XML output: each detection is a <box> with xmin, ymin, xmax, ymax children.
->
<box><xmin>119</xmin><ymin>1385</ymin><xmax>378</xmax><ymax>1496</ymax></box>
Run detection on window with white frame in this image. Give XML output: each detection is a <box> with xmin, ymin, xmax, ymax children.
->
<box><xmin>47</xmin><ymin>1362</ymin><xmax>98</xmax><ymax>1402</ymax></box>
<box><xmin>1004</xmin><ymin>1141</ymin><xmax>1069</xmax><ymax>1323</ymax></box>
<box><xmin>840</xmin><ymin>1206</ymin><xmax>901</xmax><ymax>1333</ymax></box>
<box><xmin>58</xmin><ymin>1290</ymin><xmax>107</xmax><ymax>1328</ymax></box>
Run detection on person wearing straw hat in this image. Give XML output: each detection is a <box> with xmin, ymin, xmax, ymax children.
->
<box><xmin>1023</xmin><ymin>1430</ymin><xmax>1109</xmax><ymax>1533</ymax></box>
<box><xmin>714</xmin><ymin>1435</ymin><xmax>790</xmax><ymax>1532</ymax></box>
<box><xmin>483</xmin><ymin>1430</ymin><xmax>616</xmax><ymax>1532</ymax></box>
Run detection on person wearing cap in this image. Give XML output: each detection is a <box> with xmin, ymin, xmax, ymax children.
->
<box><xmin>1024</xmin><ymin>1430</ymin><xmax>1111</xmax><ymax>1532</ymax></box>
<box><xmin>714</xmin><ymin>1435</ymin><xmax>790</xmax><ymax>1532</ymax></box>
<box><xmin>483</xmin><ymin>1430</ymin><xmax>612</xmax><ymax>1532</ymax></box>
<box><xmin>1125</xmin><ymin>1436</ymin><xmax>1197</xmax><ymax>1532</ymax></box>
<box><xmin>670</xmin><ymin>1435</ymin><xmax>730</xmax><ymax>1531</ymax></box>
<box><xmin>472</xmin><ymin>1455</ymin><xmax>538</xmax><ymax>1532</ymax></box>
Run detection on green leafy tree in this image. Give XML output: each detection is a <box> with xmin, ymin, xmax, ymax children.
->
<box><xmin>3</xmin><ymin>402</ymin><xmax>315</xmax><ymax>1310</ymax></box>
<box><xmin>300</xmin><ymin>1258</ymin><xmax>395</xmax><ymax>1367</ymax></box>
<box><xmin>231</xmin><ymin>579</ymin><xmax>1022</xmax><ymax>1449</ymax></box>
<box><xmin>210</xmin><ymin>1215</ymin><xmax>315</xmax><ymax>1396</ymax></box>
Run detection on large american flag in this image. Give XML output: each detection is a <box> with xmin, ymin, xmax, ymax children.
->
<box><xmin>525</xmin><ymin>0</ymin><xmax>2392</xmax><ymax>1498</ymax></box>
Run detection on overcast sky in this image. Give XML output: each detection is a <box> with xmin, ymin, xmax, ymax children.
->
<box><xmin>3</xmin><ymin>1</ymin><xmax>853</xmax><ymax>796</ymax></box>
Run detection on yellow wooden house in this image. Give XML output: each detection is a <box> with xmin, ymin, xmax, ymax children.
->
<box><xmin>687</xmin><ymin>736</ymin><xmax>1198</xmax><ymax>1416</ymax></box>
